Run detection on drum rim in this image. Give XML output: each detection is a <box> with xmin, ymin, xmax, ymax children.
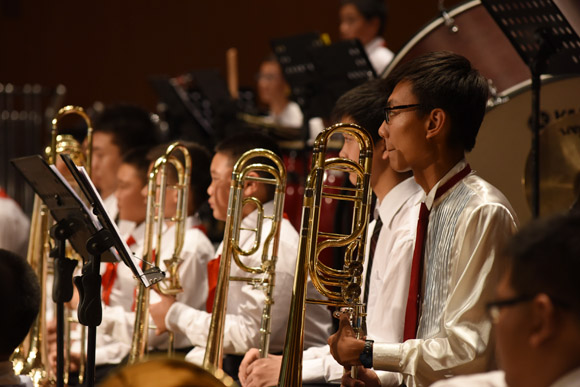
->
<box><xmin>486</xmin><ymin>73</ymin><xmax>580</xmax><ymax>111</ymax></box>
<box><xmin>381</xmin><ymin>0</ymin><xmax>481</xmax><ymax>78</ymax></box>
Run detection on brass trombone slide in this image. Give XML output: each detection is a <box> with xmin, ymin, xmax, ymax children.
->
<box><xmin>128</xmin><ymin>142</ymin><xmax>191</xmax><ymax>364</ymax></box>
<box><xmin>203</xmin><ymin>148</ymin><xmax>287</xmax><ymax>372</ymax></box>
<box><xmin>279</xmin><ymin>123</ymin><xmax>374</xmax><ymax>386</ymax></box>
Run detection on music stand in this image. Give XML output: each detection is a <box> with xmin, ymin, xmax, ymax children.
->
<box><xmin>11</xmin><ymin>155</ymin><xmax>164</xmax><ymax>387</ymax></box>
<box><xmin>308</xmin><ymin>39</ymin><xmax>376</xmax><ymax>120</ymax></box>
<box><xmin>481</xmin><ymin>0</ymin><xmax>580</xmax><ymax>218</ymax></box>
<box><xmin>271</xmin><ymin>32</ymin><xmax>327</xmax><ymax>116</ymax></box>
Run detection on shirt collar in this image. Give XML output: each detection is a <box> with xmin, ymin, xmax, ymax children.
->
<box><xmin>378</xmin><ymin>176</ymin><xmax>422</xmax><ymax>230</ymax></box>
<box><xmin>422</xmin><ymin>159</ymin><xmax>468</xmax><ymax>210</ymax></box>
<box><xmin>365</xmin><ymin>36</ymin><xmax>386</xmax><ymax>52</ymax></box>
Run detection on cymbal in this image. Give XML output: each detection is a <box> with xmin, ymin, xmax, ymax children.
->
<box><xmin>524</xmin><ymin>112</ymin><xmax>580</xmax><ymax>217</ymax></box>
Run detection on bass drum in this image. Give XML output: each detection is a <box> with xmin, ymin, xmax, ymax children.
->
<box><xmin>467</xmin><ymin>75</ymin><xmax>580</xmax><ymax>224</ymax></box>
<box><xmin>382</xmin><ymin>0</ymin><xmax>529</xmax><ymax>94</ymax></box>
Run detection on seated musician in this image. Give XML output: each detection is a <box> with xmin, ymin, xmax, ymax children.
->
<box><xmin>256</xmin><ymin>55</ymin><xmax>303</xmax><ymax>129</ymax></box>
<box><xmin>430</xmin><ymin>213</ymin><xmax>580</xmax><ymax>387</ymax></box>
<box><xmin>328</xmin><ymin>51</ymin><xmax>519</xmax><ymax>386</ymax></box>
<box><xmin>339</xmin><ymin>0</ymin><xmax>394</xmax><ymax>75</ymax></box>
<box><xmin>238</xmin><ymin>79</ymin><xmax>423</xmax><ymax>386</ymax></box>
<box><xmin>91</xmin><ymin>104</ymin><xmax>158</xmax><ymax>221</ymax></box>
<box><xmin>0</xmin><ymin>249</ymin><xmax>40</xmax><ymax>387</ymax></box>
<box><xmin>149</xmin><ymin>132</ymin><xmax>333</xmax><ymax>379</ymax></box>
<box><xmin>0</xmin><ymin>187</ymin><xmax>30</xmax><ymax>257</ymax></box>
<box><xmin>52</xmin><ymin>143</ymin><xmax>214</xmax><ymax>383</ymax></box>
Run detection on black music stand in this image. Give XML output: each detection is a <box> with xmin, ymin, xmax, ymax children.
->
<box><xmin>11</xmin><ymin>155</ymin><xmax>164</xmax><ymax>387</ymax></box>
<box><xmin>271</xmin><ymin>32</ymin><xmax>327</xmax><ymax>118</ymax></box>
<box><xmin>271</xmin><ymin>34</ymin><xmax>375</xmax><ymax>141</ymax></box>
<box><xmin>308</xmin><ymin>39</ymin><xmax>376</xmax><ymax>120</ymax></box>
<box><xmin>481</xmin><ymin>0</ymin><xmax>580</xmax><ymax>218</ymax></box>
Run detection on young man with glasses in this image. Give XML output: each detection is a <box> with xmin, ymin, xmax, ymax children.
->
<box><xmin>238</xmin><ymin>79</ymin><xmax>423</xmax><ymax>387</ymax></box>
<box><xmin>431</xmin><ymin>213</ymin><xmax>580</xmax><ymax>387</ymax></box>
<box><xmin>328</xmin><ymin>51</ymin><xmax>519</xmax><ymax>386</ymax></box>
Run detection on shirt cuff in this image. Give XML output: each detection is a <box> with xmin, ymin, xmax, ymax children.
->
<box><xmin>375</xmin><ymin>370</ymin><xmax>403</xmax><ymax>387</ymax></box>
<box><xmin>166</xmin><ymin>301</ymin><xmax>195</xmax><ymax>335</ymax></box>
<box><xmin>372</xmin><ymin>343</ymin><xmax>403</xmax><ymax>372</ymax></box>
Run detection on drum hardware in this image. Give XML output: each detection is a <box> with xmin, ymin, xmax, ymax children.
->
<box><xmin>438</xmin><ymin>0</ymin><xmax>459</xmax><ymax>33</ymax></box>
<box><xmin>523</xmin><ymin>112</ymin><xmax>580</xmax><ymax>217</ymax></box>
<box><xmin>486</xmin><ymin>79</ymin><xmax>509</xmax><ymax>108</ymax></box>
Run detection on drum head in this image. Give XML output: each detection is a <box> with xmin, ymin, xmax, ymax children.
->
<box><xmin>383</xmin><ymin>0</ymin><xmax>529</xmax><ymax>94</ymax></box>
<box><xmin>467</xmin><ymin>75</ymin><xmax>580</xmax><ymax>224</ymax></box>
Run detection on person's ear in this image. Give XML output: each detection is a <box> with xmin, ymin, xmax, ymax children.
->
<box><xmin>425</xmin><ymin>108</ymin><xmax>447</xmax><ymax>140</ymax></box>
<box><xmin>369</xmin><ymin>16</ymin><xmax>380</xmax><ymax>35</ymax></box>
<box><xmin>529</xmin><ymin>293</ymin><xmax>557</xmax><ymax>348</ymax></box>
<box><xmin>242</xmin><ymin>171</ymin><xmax>260</xmax><ymax>198</ymax></box>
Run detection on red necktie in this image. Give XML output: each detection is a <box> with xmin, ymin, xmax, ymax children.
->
<box><xmin>0</xmin><ymin>188</ymin><xmax>8</xmax><ymax>199</ymax></box>
<box><xmin>206</xmin><ymin>254</ymin><xmax>222</xmax><ymax>313</ymax></box>
<box><xmin>102</xmin><ymin>235</ymin><xmax>136</xmax><ymax>306</ymax></box>
<box><xmin>403</xmin><ymin>164</ymin><xmax>471</xmax><ymax>340</ymax></box>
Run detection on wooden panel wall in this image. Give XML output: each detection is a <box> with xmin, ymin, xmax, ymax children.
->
<box><xmin>0</xmin><ymin>0</ymin><xmax>463</xmax><ymax>110</ymax></box>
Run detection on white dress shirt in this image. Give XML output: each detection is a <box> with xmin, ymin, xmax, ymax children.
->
<box><xmin>372</xmin><ymin>160</ymin><xmax>519</xmax><ymax>387</ymax></box>
<box><xmin>165</xmin><ymin>201</ymin><xmax>333</xmax><ymax>365</ymax></box>
<box><xmin>81</xmin><ymin>214</ymin><xmax>214</xmax><ymax>365</ymax></box>
<box><xmin>102</xmin><ymin>194</ymin><xmax>118</xmax><ymax>223</ymax></box>
<box><xmin>365</xmin><ymin>37</ymin><xmax>394</xmax><ymax>76</ymax></box>
<box><xmin>431</xmin><ymin>368</ymin><xmax>580</xmax><ymax>387</ymax></box>
<box><xmin>0</xmin><ymin>194</ymin><xmax>30</xmax><ymax>257</ymax></box>
<box><xmin>265</xmin><ymin>101</ymin><xmax>303</xmax><ymax>128</ymax></box>
<box><xmin>301</xmin><ymin>176</ymin><xmax>423</xmax><ymax>385</ymax></box>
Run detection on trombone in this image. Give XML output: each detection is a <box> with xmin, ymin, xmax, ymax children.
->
<box><xmin>128</xmin><ymin>141</ymin><xmax>191</xmax><ymax>364</ymax></box>
<box><xmin>279</xmin><ymin>123</ymin><xmax>374</xmax><ymax>386</ymax></box>
<box><xmin>203</xmin><ymin>148</ymin><xmax>287</xmax><ymax>372</ymax></box>
<box><xmin>12</xmin><ymin>105</ymin><xmax>93</xmax><ymax>387</ymax></box>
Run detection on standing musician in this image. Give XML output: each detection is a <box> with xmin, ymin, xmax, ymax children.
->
<box><xmin>328</xmin><ymin>51</ymin><xmax>519</xmax><ymax>386</ymax></box>
<box><xmin>238</xmin><ymin>79</ymin><xmax>423</xmax><ymax>386</ymax></box>
<box><xmin>149</xmin><ymin>132</ymin><xmax>333</xmax><ymax>379</ymax></box>
<box><xmin>339</xmin><ymin>0</ymin><xmax>394</xmax><ymax>75</ymax></box>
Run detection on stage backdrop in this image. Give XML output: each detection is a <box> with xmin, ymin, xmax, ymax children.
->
<box><xmin>0</xmin><ymin>0</ymin><xmax>463</xmax><ymax>110</ymax></box>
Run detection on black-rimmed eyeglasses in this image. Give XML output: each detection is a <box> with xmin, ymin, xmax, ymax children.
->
<box><xmin>384</xmin><ymin>104</ymin><xmax>422</xmax><ymax>124</ymax></box>
<box><xmin>485</xmin><ymin>295</ymin><xmax>534</xmax><ymax>323</ymax></box>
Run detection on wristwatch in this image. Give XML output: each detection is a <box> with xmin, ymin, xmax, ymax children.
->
<box><xmin>359</xmin><ymin>339</ymin><xmax>374</xmax><ymax>368</ymax></box>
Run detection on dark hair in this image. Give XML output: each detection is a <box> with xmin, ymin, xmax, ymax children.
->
<box><xmin>147</xmin><ymin>142</ymin><xmax>212</xmax><ymax>214</ymax></box>
<box><xmin>386</xmin><ymin>51</ymin><xmax>489</xmax><ymax>151</ymax></box>
<box><xmin>331</xmin><ymin>79</ymin><xmax>390</xmax><ymax>143</ymax></box>
<box><xmin>341</xmin><ymin>0</ymin><xmax>387</xmax><ymax>36</ymax></box>
<box><xmin>93</xmin><ymin>104</ymin><xmax>159</xmax><ymax>155</ymax></box>
<box><xmin>0</xmin><ymin>249</ymin><xmax>41</xmax><ymax>358</ymax></box>
<box><xmin>504</xmin><ymin>214</ymin><xmax>580</xmax><ymax>320</ymax></box>
<box><xmin>215</xmin><ymin>131</ymin><xmax>282</xmax><ymax>201</ymax></box>
<box><xmin>122</xmin><ymin>146</ymin><xmax>153</xmax><ymax>187</ymax></box>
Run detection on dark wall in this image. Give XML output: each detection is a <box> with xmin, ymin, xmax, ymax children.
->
<box><xmin>0</xmin><ymin>0</ymin><xmax>463</xmax><ymax>110</ymax></box>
